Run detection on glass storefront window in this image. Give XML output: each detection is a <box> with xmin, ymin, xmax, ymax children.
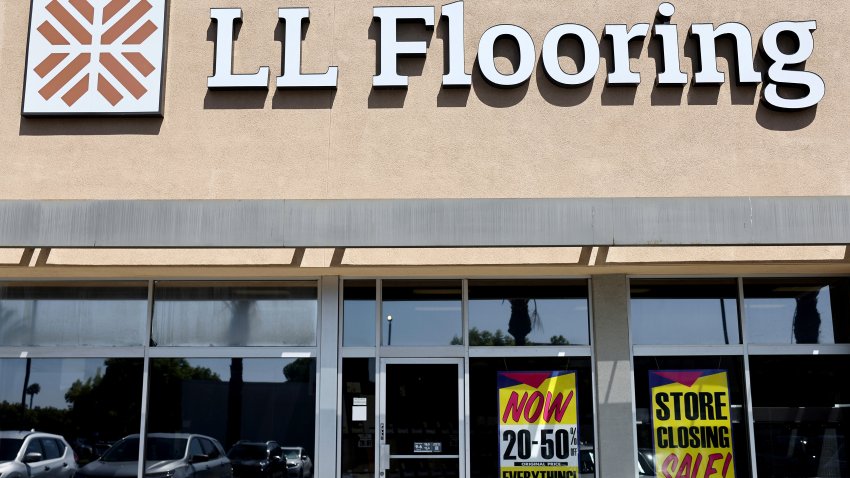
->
<box><xmin>0</xmin><ymin>358</ymin><xmax>143</xmax><ymax>465</ymax></box>
<box><xmin>152</xmin><ymin>281</ymin><xmax>318</xmax><ymax>346</ymax></box>
<box><xmin>343</xmin><ymin>281</ymin><xmax>376</xmax><ymax>347</ymax></box>
<box><xmin>750</xmin><ymin>355</ymin><xmax>850</xmax><ymax>478</ymax></box>
<box><xmin>469</xmin><ymin>357</ymin><xmax>595</xmax><ymax>478</ymax></box>
<box><xmin>632</xmin><ymin>356</ymin><xmax>751</xmax><ymax>477</ymax></box>
<box><xmin>631</xmin><ymin>279</ymin><xmax>741</xmax><ymax>345</ymax></box>
<box><xmin>468</xmin><ymin>280</ymin><xmax>590</xmax><ymax>346</ymax></box>
<box><xmin>146</xmin><ymin>358</ymin><xmax>316</xmax><ymax>462</ymax></box>
<box><xmin>381</xmin><ymin>280</ymin><xmax>462</xmax><ymax>347</ymax></box>
<box><xmin>744</xmin><ymin>278</ymin><xmax>850</xmax><ymax>344</ymax></box>
<box><xmin>340</xmin><ymin>358</ymin><xmax>375</xmax><ymax>478</ymax></box>
<box><xmin>0</xmin><ymin>282</ymin><xmax>148</xmax><ymax>347</ymax></box>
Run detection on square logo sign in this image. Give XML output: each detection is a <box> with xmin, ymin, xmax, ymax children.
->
<box><xmin>23</xmin><ymin>0</ymin><xmax>167</xmax><ymax>115</ymax></box>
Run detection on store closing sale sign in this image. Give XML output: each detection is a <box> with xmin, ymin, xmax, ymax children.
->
<box><xmin>498</xmin><ymin>371</ymin><xmax>579</xmax><ymax>478</ymax></box>
<box><xmin>650</xmin><ymin>370</ymin><xmax>736</xmax><ymax>478</ymax></box>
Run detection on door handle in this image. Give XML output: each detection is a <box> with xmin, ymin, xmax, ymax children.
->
<box><xmin>380</xmin><ymin>444</ymin><xmax>390</xmax><ymax>472</ymax></box>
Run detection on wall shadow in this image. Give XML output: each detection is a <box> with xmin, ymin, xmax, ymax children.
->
<box><xmin>204</xmin><ymin>19</ymin><xmax>271</xmax><ymax>109</ymax></box>
<box><xmin>19</xmin><ymin>116</ymin><xmax>163</xmax><ymax>136</ymax></box>
<box><xmin>435</xmin><ymin>14</ymin><xmax>469</xmax><ymax>108</ymax></box>
<box><xmin>600</xmin><ymin>34</ymin><xmax>642</xmax><ymax>106</ymax></box>
<box><xmin>367</xmin><ymin>16</ymin><xmax>433</xmax><ymax>108</ymax></box>
<box><xmin>471</xmin><ymin>36</ymin><xmax>529</xmax><ymax>108</ymax></box>
<box><xmin>685</xmin><ymin>33</ymin><xmax>762</xmax><ymax>106</ymax></box>
<box><xmin>272</xmin><ymin>16</ymin><xmax>336</xmax><ymax>109</ymax></box>
<box><xmin>756</xmin><ymin>101</ymin><xmax>817</xmax><ymax>130</ymax></box>
<box><xmin>648</xmin><ymin>34</ymin><xmax>684</xmax><ymax>106</ymax></box>
<box><xmin>273</xmin><ymin>90</ymin><xmax>336</xmax><ymax>109</ymax></box>
<box><xmin>204</xmin><ymin>90</ymin><xmax>268</xmax><ymax>109</ymax></box>
<box><xmin>536</xmin><ymin>36</ymin><xmax>594</xmax><ymax>107</ymax></box>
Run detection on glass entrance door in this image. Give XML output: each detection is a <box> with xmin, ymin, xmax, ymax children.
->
<box><xmin>379</xmin><ymin>358</ymin><xmax>465</xmax><ymax>478</ymax></box>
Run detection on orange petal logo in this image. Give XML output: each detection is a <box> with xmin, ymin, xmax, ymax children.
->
<box><xmin>23</xmin><ymin>0</ymin><xmax>167</xmax><ymax>115</ymax></box>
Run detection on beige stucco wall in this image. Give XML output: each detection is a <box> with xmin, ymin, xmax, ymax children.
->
<box><xmin>1</xmin><ymin>0</ymin><xmax>848</xmax><ymax>201</ymax></box>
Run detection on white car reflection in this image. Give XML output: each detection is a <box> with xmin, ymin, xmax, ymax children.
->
<box><xmin>0</xmin><ymin>430</ymin><xmax>78</xmax><ymax>478</ymax></box>
<box><xmin>76</xmin><ymin>433</ymin><xmax>232</xmax><ymax>478</ymax></box>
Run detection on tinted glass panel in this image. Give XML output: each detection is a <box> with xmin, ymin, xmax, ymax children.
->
<box><xmin>189</xmin><ymin>438</ymin><xmax>203</xmax><ymax>457</ymax></box>
<box><xmin>152</xmin><ymin>282</ymin><xmax>318</xmax><ymax>346</ymax></box>
<box><xmin>25</xmin><ymin>440</ymin><xmax>43</xmax><ymax>456</ymax></box>
<box><xmin>744</xmin><ymin>278</ymin><xmax>850</xmax><ymax>344</ymax></box>
<box><xmin>0</xmin><ymin>439</ymin><xmax>23</xmax><ymax>461</ymax></box>
<box><xmin>468</xmin><ymin>280</ymin><xmax>590</xmax><ymax>346</ymax></box>
<box><xmin>340</xmin><ymin>358</ymin><xmax>375</xmax><ymax>478</ymax></box>
<box><xmin>381</xmin><ymin>280</ymin><xmax>462</xmax><ymax>346</ymax></box>
<box><xmin>0</xmin><ymin>283</ymin><xmax>148</xmax><ymax>347</ymax></box>
<box><xmin>343</xmin><ymin>281</ymin><xmax>376</xmax><ymax>347</ymax></box>
<box><xmin>630</xmin><ymin>279</ymin><xmax>741</xmax><ymax>345</ymax></box>
<box><xmin>41</xmin><ymin>438</ymin><xmax>61</xmax><ymax>459</ymax></box>
<box><xmin>750</xmin><ymin>356</ymin><xmax>850</xmax><ymax>477</ymax></box>
<box><xmin>385</xmin><ymin>363</ymin><xmax>459</xmax><ymax>456</ymax></box>
<box><xmin>633</xmin><ymin>356</ymin><xmax>751</xmax><ymax>477</ymax></box>
<box><xmin>146</xmin><ymin>358</ymin><xmax>316</xmax><ymax>458</ymax></box>
<box><xmin>0</xmin><ymin>358</ymin><xmax>143</xmax><ymax>465</ymax></box>
<box><xmin>469</xmin><ymin>357</ymin><xmax>595</xmax><ymax>478</ymax></box>
<box><xmin>388</xmin><ymin>458</ymin><xmax>460</xmax><ymax>478</ymax></box>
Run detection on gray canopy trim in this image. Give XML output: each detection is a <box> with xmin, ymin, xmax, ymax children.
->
<box><xmin>0</xmin><ymin>197</ymin><xmax>848</xmax><ymax>248</ymax></box>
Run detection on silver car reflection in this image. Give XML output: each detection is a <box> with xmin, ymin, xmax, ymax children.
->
<box><xmin>0</xmin><ymin>430</ymin><xmax>78</xmax><ymax>478</ymax></box>
<box><xmin>76</xmin><ymin>433</ymin><xmax>232</xmax><ymax>478</ymax></box>
<box><xmin>281</xmin><ymin>447</ymin><xmax>311</xmax><ymax>478</ymax></box>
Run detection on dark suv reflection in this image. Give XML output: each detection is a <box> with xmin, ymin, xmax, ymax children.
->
<box><xmin>76</xmin><ymin>433</ymin><xmax>232</xmax><ymax>478</ymax></box>
<box><xmin>227</xmin><ymin>441</ymin><xmax>285</xmax><ymax>478</ymax></box>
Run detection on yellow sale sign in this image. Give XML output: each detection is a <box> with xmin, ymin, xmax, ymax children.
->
<box><xmin>498</xmin><ymin>371</ymin><xmax>579</xmax><ymax>478</ymax></box>
<box><xmin>650</xmin><ymin>370</ymin><xmax>736</xmax><ymax>478</ymax></box>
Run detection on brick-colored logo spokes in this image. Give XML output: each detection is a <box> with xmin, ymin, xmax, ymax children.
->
<box><xmin>24</xmin><ymin>0</ymin><xmax>166</xmax><ymax>114</ymax></box>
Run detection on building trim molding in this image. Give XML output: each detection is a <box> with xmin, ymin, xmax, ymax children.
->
<box><xmin>1</xmin><ymin>197</ymin><xmax>849</xmax><ymax>248</ymax></box>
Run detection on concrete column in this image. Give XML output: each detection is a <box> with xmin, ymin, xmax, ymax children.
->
<box><xmin>316</xmin><ymin>276</ymin><xmax>340</xmax><ymax>478</ymax></box>
<box><xmin>591</xmin><ymin>274</ymin><xmax>637</xmax><ymax>478</ymax></box>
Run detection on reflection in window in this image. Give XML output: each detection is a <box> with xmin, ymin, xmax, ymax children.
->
<box><xmin>750</xmin><ymin>356</ymin><xmax>850</xmax><ymax>478</ymax></box>
<box><xmin>343</xmin><ymin>281</ymin><xmax>376</xmax><ymax>347</ymax></box>
<box><xmin>630</xmin><ymin>279</ymin><xmax>741</xmax><ymax>345</ymax></box>
<box><xmin>744</xmin><ymin>278</ymin><xmax>850</xmax><ymax>344</ymax></box>
<box><xmin>0</xmin><ymin>283</ymin><xmax>148</xmax><ymax>347</ymax></box>
<box><xmin>146</xmin><ymin>358</ymin><xmax>316</xmax><ymax>458</ymax></box>
<box><xmin>381</xmin><ymin>280</ymin><xmax>462</xmax><ymax>347</ymax></box>
<box><xmin>152</xmin><ymin>282</ymin><xmax>318</xmax><ymax>346</ymax></box>
<box><xmin>340</xmin><ymin>358</ymin><xmax>375</xmax><ymax>478</ymax></box>
<box><xmin>467</xmin><ymin>280</ymin><xmax>589</xmax><ymax>346</ymax></box>
<box><xmin>469</xmin><ymin>357</ymin><xmax>595</xmax><ymax>478</ymax></box>
<box><xmin>632</xmin><ymin>356</ymin><xmax>751</xmax><ymax>477</ymax></box>
<box><xmin>0</xmin><ymin>358</ymin><xmax>143</xmax><ymax>465</ymax></box>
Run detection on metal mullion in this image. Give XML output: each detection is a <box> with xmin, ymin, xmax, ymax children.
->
<box><xmin>0</xmin><ymin>347</ymin><xmax>145</xmax><ymax>358</ymax></box>
<box><xmin>625</xmin><ymin>275</ymin><xmax>642</xmax><ymax>478</ymax></box>
<box><xmin>374</xmin><ymin>279</ymin><xmax>381</xmax><ymax>478</ymax></box>
<box><xmin>747</xmin><ymin>344</ymin><xmax>850</xmax><ymax>355</ymax></box>
<box><xmin>147</xmin><ymin>347</ymin><xmax>317</xmax><ymax>358</ymax></box>
<box><xmin>461</xmin><ymin>279</ymin><xmax>470</xmax><ymax>478</ymax></box>
<box><xmin>467</xmin><ymin>346</ymin><xmax>593</xmax><ymax>357</ymax></box>
<box><xmin>340</xmin><ymin>347</ymin><xmax>377</xmax><ymax>357</ymax></box>
<box><xmin>587</xmin><ymin>277</ymin><xmax>601</xmax><ymax>478</ymax></box>
<box><xmin>739</xmin><ymin>277</ymin><xmax>759</xmax><ymax>478</ymax></box>
<box><xmin>377</xmin><ymin>346</ymin><xmax>465</xmax><ymax>358</ymax></box>
<box><xmin>632</xmin><ymin>345</ymin><xmax>744</xmax><ymax>356</ymax></box>
<box><xmin>137</xmin><ymin>279</ymin><xmax>154</xmax><ymax>478</ymax></box>
<box><xmin>336</xmin><ymin>279</ymin><xmax>345</xmax><ymax>478</ymax></box>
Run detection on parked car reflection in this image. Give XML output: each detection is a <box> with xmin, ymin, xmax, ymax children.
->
<box><xmin>281</xmin><ymin>447</ymin><xmax>312</xmax><ymax>478</ymax></box>
<box><xmin>227</xmin><ymin>441</ymin><xmax>285</xmax><ymax>478</ymax></box>
<box><xmin>0</xmin><ymin>430</ymin><xmax>78</xmax><ymax>478</ymax></box>
<box><xmin>76</xmin><ymin>433</ymin><xmax>232</xmax><ymax>478</ymax></box>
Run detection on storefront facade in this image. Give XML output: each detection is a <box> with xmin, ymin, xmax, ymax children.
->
<box><xmin>1</xmin><ymin>0</ymin><xmax>849</xmax><ymax>477</ymax></box>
